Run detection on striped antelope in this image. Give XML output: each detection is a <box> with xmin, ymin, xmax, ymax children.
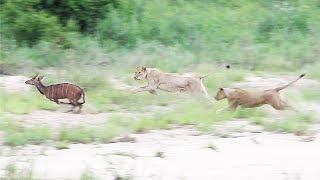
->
<box><xmin>25</xmin><ymin>74</ymin><xmax>86</xmax><ymax>113</ymax></box>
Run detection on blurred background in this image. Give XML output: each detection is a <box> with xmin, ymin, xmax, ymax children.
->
<box><xmin>0</xmin><ymin>0</ymin><xmax>320</xmax><ymax>179</ymax></box>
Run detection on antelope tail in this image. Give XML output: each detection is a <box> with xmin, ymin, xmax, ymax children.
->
<box><xmin>274</xmin><ymin>73</ymin><xmax>305</xmax><ymax>91</ymax></box>
<box><xmin>79</xmin><ymin>91</ymin><xmax>86</xmax><ymax>104</ymax></box>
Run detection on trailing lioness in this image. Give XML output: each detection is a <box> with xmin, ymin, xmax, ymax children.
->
<box><xmin>133</xmin><ymin>66</ymin><xmax>212</xmax><ymax>101</ymax></box>
<box><xmin>214</xmin><ymin>74</ymin><xmax>305</xmax><ymax>111</ymax></box>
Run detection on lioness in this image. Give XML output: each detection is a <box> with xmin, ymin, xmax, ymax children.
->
<box><xmin>214</xmin><ymin>74</ymin><xmax>305</xmax><ymax>111</ymax></box>
<box><xmin>133</xmin><ymin>66</ymin><xmax>212</xmax><ymax>101</ymax></box>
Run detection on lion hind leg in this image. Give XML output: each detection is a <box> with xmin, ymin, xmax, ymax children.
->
<box><xmin>269</xmin><ymin>97</ymin><xmax>286</xmax><ymax>110</ymax></box>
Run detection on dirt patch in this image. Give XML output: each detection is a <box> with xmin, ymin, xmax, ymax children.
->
<box><xmin>233</xmin><ymin>74</ymin><xmax>320</xmax><ymax>89</ymax></box>
<box><xmin>5</xmin><ymin>110</ymin><xmax>148</xmax><ymax>129</ymax></box>
<box><xmin>109</xmin><ymin>76</ymin><xmax>133</xmax><ymax>91</ymax></box>
<box><xmin>0</xmin><ymin>75</ymin><xmax>31</xmax><ymax>91</ymax></box>
<box><xmin>0</xmin><ymin>127</ymin><xmax>319</xmax><ymax>179</ymax></box>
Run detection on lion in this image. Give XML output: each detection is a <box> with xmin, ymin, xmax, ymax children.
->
<box><xmin>132</xmin><ymin>66</ymin><xmax>212</xmax><ymax>101</ymax></box>
<box><xmin>213</xmin><ymin>74</ymin><xmax>305</xmax><ymax>111</ymax></box>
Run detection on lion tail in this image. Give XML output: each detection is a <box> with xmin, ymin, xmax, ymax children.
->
<box><xmin>274</xmin><ymin>73</ymin><xmax>305</xmax><ymax>91</ymax></box>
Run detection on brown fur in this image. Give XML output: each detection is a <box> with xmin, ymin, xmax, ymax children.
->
<box><xmin>25</xmin><ymin>74</ymin><xmax>85</xmax><ymax>113</ymax></box>
<box><xmin>133</xmin><ymin>66</ymin><xmax>212</xmax><ymax>101</ymax></box>
<box><xmin>214</xmin><ymin>74</ymin><xmax>305</xmax><ymax>111</ymax></box>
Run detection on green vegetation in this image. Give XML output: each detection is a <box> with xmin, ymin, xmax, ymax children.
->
<box><xmin>1</xmin><ymin>0</ymin><xmax>320</xmax><ymax>72</ymax></box>
<box><xmin>0</xmin><ymin>90</ymin><xmax>57</xmax><ymax>114</ymax></box>
<box><xmin>0</xmin><ymin>0</ymin><xmax>318</xmax><ymax>147</ymax></box>
<box><xmin>300</xmin><ymin>88</ymin><xmax>320</xmax><ymax>101</ymax></box>
<box><xmin>3</xmin><ymin>162</ymin><xmax>33</xmax><ymax>180</ymax></box>
<box><xmin>58</xmin><ymin>126</ymin><xmax>95</xmax><ymax>143</ymax></box>
<box><xmin>0</xmin><ymin>105</ymin><xmax>315</xmax><ymax>147</ymax></box>
<box><xmin>250</xmin><ymin>113</ymin><xmax>315</xmax><ymax>134</ymax></box>
<box><xmin>0</xmin><ymin>0</ymin><xmax>318</xmax><ymax>117</ymax></box>
<box><xmin>206</xmin><ymin>143</ymin><xmax>218</xmax><ymax>151</ymax></box>
<box><xmin>234</xmin><ymin>108</ymin><xmax>267</xmax><ymax>119</ymax></box>
<box><xmin>80</xmin><ymin>170</ymin><xmax>98</xmax><ymax>180</ymax></box>
<box><xmin>155</xmin><ymin>151</ymin><xmax>165</xmax><ymax>158</ymax></box>
<box><xmin>52</xmin><ymin>141</ymin><xmax>70</xmax><ymax>150</ymax></box>
<box><xmin>0</xmin><ymin>117</ymin><xmax>51</xmax><ymax>146</ymax></box>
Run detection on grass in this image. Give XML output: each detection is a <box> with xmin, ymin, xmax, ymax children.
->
<box><xmin>206</xmin><ymin>143</ymin><xmax>218</xmax><ymax>151</ymax></box>
<box><xmin>300</xmin><ymin>88</ymin><xmax>320</xmax><ymax>101</ymax></box>
<box><xmin>5</xmin><ymin>162</ymin><xmax>17</xmax><ymax>179</ymax></box>
<box><xmin>114</xmin><ymin>176</ymin><xmax>133</xmax><ymax>180</ymax></box>
<box><xmin>1</xmin><ymin>100</ymin><xmax>248</xmax><ymax>146</ymax></box>
<box><xmin>265</xmin><ymin>113</ymin><xmax>315</xmax><ymax>134</ymax></box>
<box><xmin>155</xmin><ymin>151</ymin><xmax>165</xmax><ymax>158</ymax></box>
<box><xmin>112</xmin><ymin>151</ymin><xmax>137</xmax><ymax>159</ymax></box>
<box><xmin>0</xmin><ymin>99</ymin><xmax>265</xmax><ymax>146</ymax></box>
<box><xmin>0</xmin><ymin>117</ymin><xmax>52</xmax><ymax>146</ymax></box>
<box><xmin>80</xmin><ymin>170</ymin><xmax>98</xmax><ymax>180</ymax></box>
<box><xmin>52</xmin><ymin>141</ymin><xmax>70</xmax><ymax>150</ymax></box>
<box><xmin>4</xmin><ymin>126</ymin><xmax>52</xmax><ymax>146</ymax></box>
<box><xmin>0</xmin><ymin>86</ymin><xmax>315</xmax><ymax>147</ymax></box>
<box><xmin>3</xmin><ymin>162</ymin><xmax>34</xmax><ymax>180</ymax></box>
<box><xmin>0</xmin><ymin>117</ymin><xmax>23</xmax><ymax>133</ymax></box>
<box><xmin>0</xmin><ymin>90</ymin><xmax>58</xmax><ymax>114</ymax></box>
<box><xmin>58</xmin><ymin>127</ymin><xmax>95</xmax><ymax>143</ymax></box>
<box><xmin>250</xmin><ymin>113</ymin><xmax>315</xmax><ymax>135</ymax></box>
<box><xmin>304</xmin><ymin>62</ymin><xmax>320</xmax><ymax>80</ymax></box>
<box><xmin>233</xmin><ymin>108</ymin><xmax>267</xmax><ymax>119</ymax></box>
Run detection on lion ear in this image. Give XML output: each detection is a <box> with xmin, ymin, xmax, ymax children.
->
<box><xmin>142</xmin><ymin>67</ymin><xmax>146</xmax><ymax>71</ymax></box>
<box><xmin>220</xmin><ymin>88</ymin><xmax>224</xmax><ymax>91</ymax></box>
<box><xmin>37</xmin><ymin>75</ymin><xmax>44</xmax><ymax>80</ymax></box>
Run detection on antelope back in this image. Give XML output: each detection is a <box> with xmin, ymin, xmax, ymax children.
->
<box><xmin>45</xmin><ymin>83</ymin><xmax>83</xmax><ymax>100</ymax></box>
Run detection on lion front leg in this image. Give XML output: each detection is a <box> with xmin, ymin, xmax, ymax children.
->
<box><xmin>132</xmin><ymin>85</ymin><xmax>157</xmax><ymax>93</ymax></box>
<box><xmin>228</xmin><ymin>100</ymin><xmax>239</xmax><ymax>111</ymax></box>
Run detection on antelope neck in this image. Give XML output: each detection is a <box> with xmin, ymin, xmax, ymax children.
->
<box><xmin>35</xmin><ymin>81</ymin><xmax>47</xmax><ymax>95</ymax></box>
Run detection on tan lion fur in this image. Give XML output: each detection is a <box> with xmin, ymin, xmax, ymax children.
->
<box><xmin>133</xmin><ymin>66</ymin><xmax>211</xmax><ymax>101</ymax></box>
<box><xmin>214</xmin><ymin>74</ymin><xmax>305</xmax><ymax>111</ymax></box>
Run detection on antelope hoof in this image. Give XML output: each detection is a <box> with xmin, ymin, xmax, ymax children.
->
<box><xmin>65</xmin><ymin>109</ymin><xmax>74</xmax><ymax>113</ymax></box>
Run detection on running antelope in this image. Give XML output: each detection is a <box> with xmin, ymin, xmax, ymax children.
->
<box><xmin>25</xmin><ymin>74</ymin><xmax>85</xmax><ymax>113</ymax></box>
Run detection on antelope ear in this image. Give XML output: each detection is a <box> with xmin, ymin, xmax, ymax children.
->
<box><xmin>37</xmin><ymin>75</ymin><xmax>44</xmax><ymax>80</ymax></box>
<box><xmin>142</xmin><ymin>67</ymin><xmax>146</xmax><ymax>71</ymax></box>
<box><xmin>220</xmin><ymin>88</ymin><xmax>224</xmax><ymax>91</ymax></box>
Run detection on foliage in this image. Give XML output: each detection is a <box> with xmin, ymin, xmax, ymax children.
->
<box><xmin>0</xmin><ymin>0</ymin><xmax>116</xmax><ymax>45</ymax></box>
<box><xmin>300</xmin><ymin>88</ymin><xmax>320</xmax><ymax>100</ymax></box>
<box><xmin>80</xmin><ymin>170</ymin><xmax>98</xmax><ymax>180</ymax></box>
<box><xmin>4</xmin><ymin>162</ymin><xmax>34</xmax><ymax>180</ymax></box>
<box><xmin>0</xmin><ymin>117</ymin><xmax>51</xmax><ymax>146</ymax></box>
<box><xmin>1</xmin><ymin>0</ymin><xmax>62</xmax><ymax>46</ymax></box>
<box><xmin>250</xmin><ymin>112</ymin><xmax>315</xmax><ymax>134</ymax></box>
<box><xmin>58</xmin><ymin>126</ymin><xmax>95</xmax><ymax>143</ymax></box>
<box><xmin>53</xmin><ymin>141</ymin><xmax>70</xmax><ymax>150</ymax></box>
<box><xmin>0</xmin><ymin>90</ymin><xmax>57</xmax><ymax>114</ymax></box>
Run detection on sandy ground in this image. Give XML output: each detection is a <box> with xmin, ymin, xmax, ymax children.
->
<box><xmin>232</xmin><ymin>73</ymin><xmax>320</xmax><ymax>89</ymax></box>
<box><xmin>0</xmin><ymin>124</ymin><xmax>319</xmax><ymax>180</ymax></box>
<box><xmin>0</xmin><ymin>74</ymin><xmax>320</xmax><ymax>180</ymax></box>
<box><xmin>0</xmin><ymin>75</ymin><xmax>31</xmax><ymax>91</ymax></box>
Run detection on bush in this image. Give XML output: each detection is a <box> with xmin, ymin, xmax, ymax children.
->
<box><xmin>0</xmin><ymin>90</ymin><xmax>58</xmax><ymax>114</ymax></box>
<box><xmin>4</xmin><ymin>127</ymin><xmax>52</xmax><ymax>146</ymax></box>
<box><xmin>1</xmin><ymin>0</ymin><xmax>63</xmax><ymax>46</ymax></box>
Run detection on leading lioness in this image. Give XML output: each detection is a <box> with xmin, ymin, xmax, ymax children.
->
<box><xmin>133</xmin><ymin>66</ymin><xmax>212</xmax><ymax>101</ymax></box>
<box><xmin>214</xmin><ymin>74</ymin><xmax>305</xmax><ymax>111</ymax></box>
